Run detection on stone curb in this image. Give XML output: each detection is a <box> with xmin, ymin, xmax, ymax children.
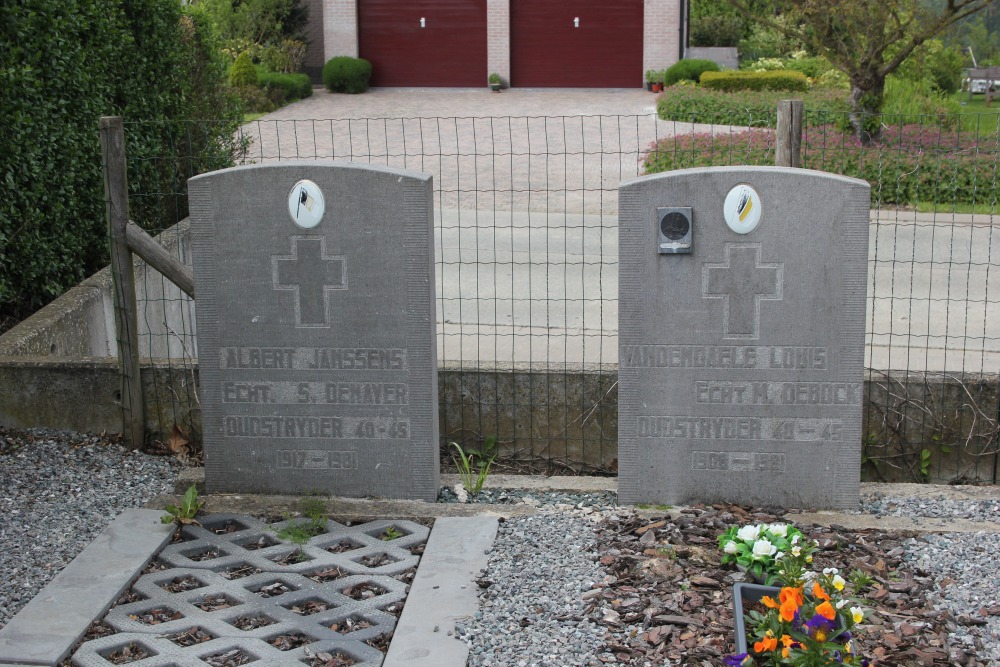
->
<box><xmin>384</xmin><ymin>517</ymin><xmax>499</xmax><ymax>667</ymax></box>
<box><xmin>0</xmin><ymin>509</ymin><xmax>174</xmax><ymax>666</ymax></box>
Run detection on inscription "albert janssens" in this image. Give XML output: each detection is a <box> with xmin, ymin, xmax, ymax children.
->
<box><xmin>220</xmin><ymin>347</ymin><xmax>406</xmax><ymax>370</ymax></box>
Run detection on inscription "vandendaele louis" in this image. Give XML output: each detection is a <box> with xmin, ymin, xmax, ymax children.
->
<box><xmin>620</xmin><ymin>345</ymin><xmax>827</xmax><ymax>369</ymax></box>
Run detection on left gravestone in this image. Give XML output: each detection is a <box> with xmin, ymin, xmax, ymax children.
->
<box><xmin>189</xmin><ymin>162</ymin><xmax>439</xmax><ymax>500</ymax></box>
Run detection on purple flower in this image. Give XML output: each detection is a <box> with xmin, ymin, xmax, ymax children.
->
<box><xmin>806</xmin><ymin>612</ymin><xmax>836</xmax><ymax>640</ymax></box>
<box><xmin>723</xmin><ymin>654</ymin><xmax>749</xmax><ymax>666</ymax></box>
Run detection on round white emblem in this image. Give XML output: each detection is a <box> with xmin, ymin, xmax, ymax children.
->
<box><xmin>723</xmin><ymin>184</ymin><xmax>762</xmax><ymax>234</ymax></box>
<box><xmin>287</xmin><ymin>179</ymin><xmax>325</xmax><ymax>229</ymax></box>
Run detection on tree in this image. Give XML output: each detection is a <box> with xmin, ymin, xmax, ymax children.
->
<box><xmin>726</xmin><ymin>0</ymin><xmax>996</xmax><ymax>139</ymax></box>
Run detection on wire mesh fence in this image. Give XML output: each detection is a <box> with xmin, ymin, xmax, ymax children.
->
<box><xmin>122</xmin><ymin>107</ymin><xmax>1000</xmax><ymax>482</ymax></box>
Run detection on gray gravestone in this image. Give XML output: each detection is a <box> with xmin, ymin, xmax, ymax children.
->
<box><xmin>618</xmin><ymin>167</ymin><xmax>870</xmax><ymax>509</ymax></box>
<box><xmin>189</xmin><ymin>162</ymin><xmax>438</xmax><ymax>500</ymax></box>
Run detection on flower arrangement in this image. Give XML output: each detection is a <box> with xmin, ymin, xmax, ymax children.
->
<box><xmin>718</xmin><ymin>522</ymin><xmax>817</xmax><ymax>585</ymax></box>
<box><xmin>726</xmin><ymin>568</ymin><xmax>871</xmax><ymax>666</ymax></box>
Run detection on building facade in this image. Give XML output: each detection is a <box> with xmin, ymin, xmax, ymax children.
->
<box><xmin>304</xmin><ymin>0</ymin><xmax>685</xmax><ymax>88</ymax></box>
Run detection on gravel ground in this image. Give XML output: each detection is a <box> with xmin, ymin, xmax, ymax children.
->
<box><xmin>1</xmin><ymin>429</ymin><xmax>998</xmax><ymax>665</ymax></box>
<box><xmin>0</xmin><ymin>428</ymin><xmax>179</xmax><ymax>628</ymax></box>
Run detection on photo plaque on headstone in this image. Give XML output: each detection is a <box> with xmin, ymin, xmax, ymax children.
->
<box><xmin>189</xmin><ymin>162</ymin><xmax>439</xmax><ymax>499</ymax></box>
<box><xmin>618</xmin><ymin>167</ymin><xmax>870</xmax><ymax>509</ymax></box>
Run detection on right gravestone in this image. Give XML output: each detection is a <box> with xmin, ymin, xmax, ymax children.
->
<box><xmin>618</xmin><ymin>167</ymin><xmax>870</xmax><ymax>509</ymax></box>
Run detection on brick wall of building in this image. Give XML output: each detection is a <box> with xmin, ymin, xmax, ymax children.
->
<box><xmin>316</xmin><ymin>0</ymin><xmax>682</xmax><ymax>87</ymax></box>
<box><xmin>323</xmin><ymin>0</ymin><xmax>359</xmax><ymax>61</ymax></box>
<box><xmin>487</xmin><ymin>0</ymin><xmax>511</xmax><ymax>85</ymax></box>
<box><xmin>644</xmin><ymin>0</ymin><xmax>683</xmax><ymax>79</ymax></box>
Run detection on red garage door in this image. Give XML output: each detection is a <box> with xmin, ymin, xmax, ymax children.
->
<box><xmin>511</xmin><ymin>0</ymin><xmax>643</xmax><ymax>87</ymax></box>
<box><xmin>359</xmin><ymin>0</ymin><xmax>487</xmax><ymax>87</ymax></box>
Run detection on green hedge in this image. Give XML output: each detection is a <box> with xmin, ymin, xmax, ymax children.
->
<box><xmin>657</xmin><ymin>84</ymin><xmax>849</xmax><ymax>126</ymax></box>
<box><xmin>700</xmin><ymin>70</ymin><xmax>809</xmax><ymax>92</ymax></box>
<box><xmin>323</xmin><ymin>57</ymin><xmax>372</xmax><ymax>94</ymax></box>
<box><xmin>259</xmin><ymin>70</ymin><xmax>313</xmax><ymax>102</ymax></box>
<box><xmin>663</xmin><ymin>59</ymin><xmax>720</xmax><ymax>86</ymax></box>
<box><xmin>642</xmin><ymin>124</ymin><xmax>991</xmax><ymax>207</ymax></box>
<box><xmin>0</xmin><ymin>1</ymin><xmax>243</xmax><ymax>331</ymax></box>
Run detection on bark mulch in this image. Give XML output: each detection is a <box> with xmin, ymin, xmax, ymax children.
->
<box><xmin>587</xmin><ymin>505</ymin><xmax>991</xmax><ymax>667</ymax></box>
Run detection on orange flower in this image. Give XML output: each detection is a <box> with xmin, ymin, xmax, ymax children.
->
<box><xmin>761</xmin><ymin>595</ymin><xmax>779</xmax><ymax>609</ymax></box>
<box><xmin>816</xmin><ymin>601</ymin><xmax>836</xmax><ymax>620</ymax></box>
<box><xmin>780</xmin><ymin>634</ymin><xmax>795</xmax><ymax>658</ymax></box>
<box><xmin>754</xmin><ymin>634</ymin><xmax>778</xmax><ymax>653</ymax></box>
<box><xmin>779</xmin><ymin>586</ymin><xmax>804</xmax><ymax>607</ymax></box>
<box><xmin>812</xmin><ymin>581</ymin><xmax>831</xmax><ymax>601</ymax></box>
<box><xmin>780</xmin><ymin>598</ymin><xmax>798</xmax><ymax>622</ymax></box>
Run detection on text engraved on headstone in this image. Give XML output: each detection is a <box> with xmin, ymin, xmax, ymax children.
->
<box><xmin>272</xmin><ymin>236</ymin><xmax>347</xmax><ymax>327</ymax></box>
<box><xmin>702</xmin><ymin>243</ymin><xmax>783</xmax><ymax>339</ymax></box>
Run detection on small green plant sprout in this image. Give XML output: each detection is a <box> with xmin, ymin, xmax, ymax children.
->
<box><xmin>380</xmin><ymin>526</ymin><xmax>403</xmax><ymax>541</ymax></box>
<box><xmin>848</xmin><ymin>568</ymin><xmax>875</xmax><ymax>591</ymax></box>
<box><xmin>919</xmin><ymin>448</ymin><xmax>932</xmax><ymax>480</ymax></box>
<box><xmin>450</xmin><ymin>436</ymin><xmax>498</xmax><ymax>496</ymax></box>
<box><xmin>162</xmin><ymin>484</ymin><xmax>204</xmax><ymax>526</ymax></box>
<box><xmin>275</xmin><ymin>497</ymin><xmax>328</xmax><ymax>545</ymax></box>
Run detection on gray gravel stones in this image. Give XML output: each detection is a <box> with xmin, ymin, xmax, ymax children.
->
<box><xmin>857</xmin><ymin>491</ymin><xmax>1000</xmax><ymax>523</ymax></box>
<box><xmin>457</xmin><ymin>511</ymin><xmax>613</xmax><ymax>667</ymax></box>
<box><xmin>0</xmin><ymin>429</ymin><xmax>179</xmax><ymax>628</ymax></box>
<box><xmin>902</xmin><ymin>531</ymin><xmax>1000</xmax><ymax>666</ymax></box>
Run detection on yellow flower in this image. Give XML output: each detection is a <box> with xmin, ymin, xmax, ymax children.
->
<box><xmin>850</xmin><ymin>606</ymin><xmax>864</xmax><ymax>623</ymax></box>
<box><xmin>832</xmin><ymin>574</ymin><xmax>846</xmax><ymax>590</ymax></box>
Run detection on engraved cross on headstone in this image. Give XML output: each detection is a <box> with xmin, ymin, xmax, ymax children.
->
<box><xmin>272</xmin><ymin>236</ymin><xmax>347</xmax><ymax>326</ymax></box>
<box><xmin>702</xmin><ymin>243</ymin><xmax>782</xmax><ymax>339</ymax></box>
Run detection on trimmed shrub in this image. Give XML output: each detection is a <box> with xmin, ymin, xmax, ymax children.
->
<box><xmin>323</xmin><ymin>56</ymin><xmax>372</xmax><ymax>94</ymax></box>
<box><xmin>0</xmin><ymin>1</ymin><xmax>243</xmax><ymax>330</ymax></box>
<box><xmin>230</xmin><ymin>51</ymin><xmax>258</xmax><ymax>87</ymax></box>
<box><xmin>657</xmin><ymin>84</ymin><xmax>849</xmax><ymax>126</ymax></box>
<box><xmin>642</xmin><ymin>123</ymin><xmax>992</xmax><ymax>207</ymax></box>
<box><xmin>700</xmin><ymin>69</ymin><xmax>809</xmax><ymax>92</ymax></box>
<box><xmin>259</xmin><ymin>71</ymin><xmax>313</xmax><ymax>102</ymax></box>
<box><xmin>663</xmin><ymin>59</ymin><xmax>721</xmax><ymax>86</ymax></box>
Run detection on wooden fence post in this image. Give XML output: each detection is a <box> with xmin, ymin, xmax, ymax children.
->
<box><xmin>775</xmin><ymin>100</ymin><xmax>804</xmax><ymax>168</ymax></box>
<box><xmin>100</xmin><ymin>116</ymin><xmax>145</xmax><ymax>450</ymax></box>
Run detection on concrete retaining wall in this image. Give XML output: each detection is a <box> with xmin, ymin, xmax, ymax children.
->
<box><xmin>1</xmin><ymin>351</ymin><xmax>995</xmax><ymax>482</ymax></box>
<box><xmin>0</xmin><ymin>221</ymin><xmax>995</xmax><ymax>483</ymax></box>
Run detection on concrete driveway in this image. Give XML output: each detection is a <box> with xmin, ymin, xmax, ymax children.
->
<box><xmin>247</xmin><ymin>89</ymin><xmax>1000</xmax><ymax>374</ymax></box>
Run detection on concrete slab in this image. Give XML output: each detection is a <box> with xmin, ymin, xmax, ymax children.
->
<box><xmin>384</xmin><ymin>517</ymin><xmax>498</xmax><ymax>667</ymax></box>
<box><xmin>0</xmin><ymin>509</ymin><xmax>173</xmax><ymax>666</ymax></box>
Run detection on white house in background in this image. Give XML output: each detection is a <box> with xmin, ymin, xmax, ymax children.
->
<box><xmin>301</xmin><ymin>0</ymin><xmax>688</xmax><ymax>88</ymax></box>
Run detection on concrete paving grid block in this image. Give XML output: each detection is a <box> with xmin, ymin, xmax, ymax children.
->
<box><xmin>72</xmin><ymin>514</ymin><xmax>429</xmax><ymax>667</ymax></box>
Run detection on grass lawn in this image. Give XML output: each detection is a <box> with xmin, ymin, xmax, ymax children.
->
<box><xmin>915</xmin><ymin>200</ymin><xmax>1000</xmax><ymax>214</ymax></box>
<box><xmin>243</xmin><ymin>112</ymin><xmax>267</xmax><ymax>122</ymax></box>
<box><xmin>951</xmin><ymin>92</ymin><xmax>1000</xmax><ymax>115</ymax></box>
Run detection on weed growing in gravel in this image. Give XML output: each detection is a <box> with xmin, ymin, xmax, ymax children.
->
<box><xmin>450</xmin><ymin>436</ymin><xmax>497</xmax><ymax>496</ymax></box>
<box><xmin>275</xmin><ymin>497</ymin><xmax>328</xmax><ymax>545</ymax></box>
<box><xmin>380</xmin><ymin>526</ymin><xmax>403</xmax><ymax>541</ymax></box>
<box><xmin>161</xmin><ymin>484</ymin><xmax>204</xmax><ymax>527</ymax></box>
